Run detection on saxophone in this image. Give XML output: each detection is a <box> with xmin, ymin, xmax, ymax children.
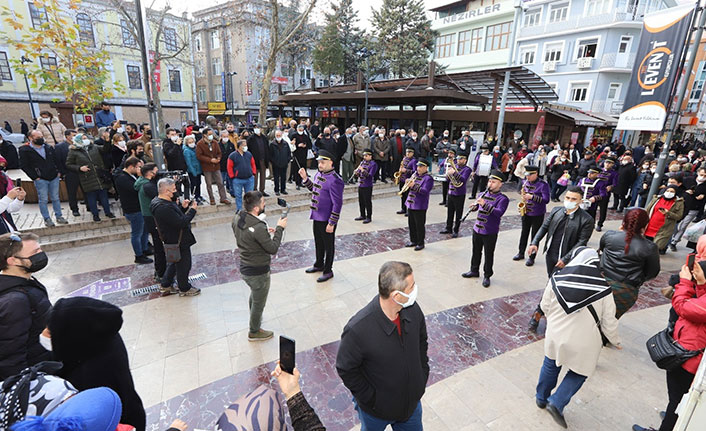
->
<box><xmin>394</xmin><ymin>159</ymin><xmax>405</xmax><ymax>185</ymax></box>
<box><xmin>398</xmin><ymin>172</ymin><xmax>417</xmax><ymax>195</ymax></box>
<box><xmin>518</xmin><ymin>183</ymin><xmax>527</xmax><ymax>216</ymax></box>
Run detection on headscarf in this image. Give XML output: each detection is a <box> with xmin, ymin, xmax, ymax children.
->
<box><xmin>696</xmin><ymin>235</ymin><xmax>706</xmax><ymax>262</ymax></box>
<box><xmin>550</xmin><ymin>247</ymin><xmax>612</xmax><ymax>314</ymax></box>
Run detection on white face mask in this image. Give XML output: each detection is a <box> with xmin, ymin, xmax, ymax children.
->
<box><xmin>664</xmin><ymin>191</ymin><xmax>675</xmax><ymax>199</ymax></box>
<box><xmin>82</xmin><ymin>139</ymin><xmax>91</xmax><ymax>146</ymax></box>
<box><xmin>41</xmin><ymin>117</ymin><xmax>51</xmax><ymax>123</ymax></box>
<box><xmin>206</xmin><ymin>135</ymin><xmax>213</xmax><ymax>141</ymax></box>
<box><xmin>39</xmin><ymin>333</ymin><xmax>52</xmax><ymax>351</ymax></box>
<box><xmin>222</xmin><ymin>138</ymin><xmax>229</xmax><ymax>143</ymax></box>
<box><xmin>117</xmin><ymin>127</ymin><xmax>124</xmax><ymax>133</ymax></box>
<box><xmin>698</xmin><ymin>175</ymin><xmax>706</xmax><ymax>183</ymax></box>
<box><xmin>379</xmin><ymin>133</ymin><xmax>385</xmax><ymax>138</ymax></box>
<box><xmin>642</xmin><ymin>165</ymin><xmax>649</xmax><ymax>170</ymax></box>
<box><xmin>276</xmin><ymin>137</ymin><xmax>282</xmax><ymax>142</ymax></box>
<box><xmin>650</xmin><ymin>167</ymin><xmax>657</xmax><ymax>173</ymax></box>
<box><xmin>560</xmin><ymin>157</ymin><xmax>567</xmax><ymax>161</ymax></box>
<box><xmin>297</xmin><ymin>130</ymin><xmax>304</xmax><ymax>135</ymax></box>
<box><xmin>242</xmin><ymin>146</ymin><xmax>248</xmax><ymax>152</ymax></box>
<box><xmin>400</xmin><ymin>134</ymin><xmax>405</xmax><ymax>137</ymax></box>
<box><xmin>187</xmin><ymin>143</ymin><xmax>196</xmax><ymax>148</ymax></box>
<box><xmin>254</xmin><ymin>128</ymin><xmax>261</xmax><ymax>135</ymax></box>
<box><xmin>394</xmin><ymin>284</ymin><xmax>418</xmax><ymax>308</ymax></box>
<box><xmin>564</xmin><ymin>200</ymin><xmax>578</xmax><ymax>211</ymax></box>
<box><xmin>118</xmin><ymin>141</ymin><xmax>126</xmax><ymax>149</ymax></box>
<box><xmin>170</xmin><ymin>135</ymin><xmax>178</xmax><ymax>142</ymax></box>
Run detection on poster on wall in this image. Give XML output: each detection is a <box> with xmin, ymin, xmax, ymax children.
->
<box><xmin>616</xmin><ymin>3</ymin><xmax>694</xmax><ymax>131</ymax></box>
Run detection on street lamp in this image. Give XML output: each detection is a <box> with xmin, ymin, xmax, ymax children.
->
<box><xmin>359</xmin><ymin>48</ymin><xmax>373</xmax><ymax>126</ymax></box>
<box><xmin>20</xmin><ymin>56</ymin><xmax>37</xmax><ymax>120</ymax></box>
<box><xmin>226</xmin><ymin>71</ymin><xmax>237</xmax><ymax>123</ymax></box>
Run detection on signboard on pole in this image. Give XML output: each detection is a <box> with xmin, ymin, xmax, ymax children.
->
<box><xmin>148</xmin><ymin>50</ymin><xmax>161</xmax><ymax>93</ymax></box>
<box><xmin>616</xmin><ymin>3</ymin><xmax>694</xmax><ymax>131</ymax></box>
<box><xmin>271</xmin><ymin>76</ymin><xmax>289</xmax><ymax>85</ymax></box>
<box><xmin>532</xmin><ymin>115</ymin><xmax>545</xmax><ymax>146</ymax></box>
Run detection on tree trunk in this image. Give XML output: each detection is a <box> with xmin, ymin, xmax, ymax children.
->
<box><xmin>259</xmin><ymin>52</ymin><xmax>277</xmax><ymax>126</ymax></box>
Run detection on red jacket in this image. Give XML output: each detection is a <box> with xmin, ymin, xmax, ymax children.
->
<box><xmin>673</xmin><ymin>278</ymin><xmax>706</xmax><ymax>374</ymax></box>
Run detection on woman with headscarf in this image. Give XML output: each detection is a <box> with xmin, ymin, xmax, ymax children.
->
<box><xmin>646</xmin><ymin>186</ymin><xmax>684</xmax><ymax>254</ymax></box>
<box><xmin>599</xmin><ymin>208</ymin><xmax>661</xmax><ymax>318</ymax></box>
<box><xmin>65</xmin><ymin>134</ymin><xmax>116</xmax><ymax>222</ymax></box>
<box><xmin>535</xmin><ymin>247</ymin><xmax>621</xmax><ymax>429</ymax></box>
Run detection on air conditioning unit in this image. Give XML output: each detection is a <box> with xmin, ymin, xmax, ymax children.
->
<box><xmin>543</xmin><ymin>61</ymin><xmax>557</xmax><ymax>72</ymax></box>
<box><xmin>577</xmin><ymin>57</ymin><xmax>593</xmax><ymax>69</ymax></box>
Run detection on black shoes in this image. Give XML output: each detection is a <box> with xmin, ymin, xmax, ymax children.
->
<box><xmin>439</xmin><ymin>229</ymin><xmax>452</xmax><ymax>234</ymax></box>
<box><xmin>105</xmin><ymin>213</ymin><xmax>116</xmax><ymax>219</ymax></box>
<box><xmin>451</xmin><ymin>232</ymin><xmax>458</xmax><ymax>238</ymax></box>
<box><xmin>669</xmin><ymin>243</ymin><xmax>677</xmax><ymax>252</ymax></box>
<box><xmin>363</xmin><ymin>218</ymin><xmax>371</xmax><ymax>224</ymax></box>
<box><xmin>529</xmin><ymin>309</ymin><xmax>543</xmax><ymax>332</ymax></box>
<box><xmin>396</xmin><ymin>210</ymin><xmax>406</xmax><ymax>214</ymax></box>
<box><xmin>93</xmin><ymin>215</ymin><xmax>101</xmax><ymax>222</ymax></box>
<box><xmin>262</xmin><ymin>192</ymin><xmax>270</xmax><ymax>197</ymax></box>
<box><xmin>546</xmin><ymin>404</ymin><xmax>567</xmax><ymax>429</ymax></box>
<box><xmin>414</xmin><ymin>244</ymin><xmax>425</xmax><ymax>251</ymax></box>
<box><xmin>462</xmin><ymin>271</ymin><xmax>479</xmax><ymax>278</ymax></box>
<box><xmin>72</xmin><ymin>210</ymin><xmax>80</xmax><ymax>217</ymax></box>
<box><xmin>439</xmin><ymin>201</ymin><xmax>446</xmax><ymax>205</ymax></box>
<box><xmin>354</xmin><ymin>216</ymin><xmax>365</xmax><ymax>221</ymax></box>
<box><xmin>135</xmin><ymin>255</ymin><xmax>153</xmax><ymax>264</ymax></box>
<box><xmin>317</xmin><ymin>272</ymin><xmax>334</xmax><ymax>282</ymax></box>
<box><xmin>525</xmin><ymin>257</ymin><xmax>535</xmax><ymax>267</ymax></box>
<box><xmin>482</xmin><ymin>277</ymin><xmax>491</xmax><ymax>287</ymax></box>
<box><xmin>305</xmin><ymin>266</ymin><xmax>323</xmax><ymax>273</ymax></box>
<box><xmin>632</xmin><ymin>426</ymin><xmax>657</xmax><ymax>431</ymax></box>
<box><xmin>536</xmin><ymin>399</ymin><xmax>547</xmax><ymax>409</ymax></box>
<box><xmin>512</xmin><ymin>253</ymin><xmax>523</xmax><ymax>261</ymax></box>
<box><xmin>405</xmin><ymin>242</ymin><xmax>417</xmax><ymax>248</ymax></box>
<box><xmin>595</xmin><ymin>225</ymin><xmax>602</xmax><ymax>232</ymax></box>
<box><xmin>282</xmin><ymin>191</ymin><xmax>288</xmax><ymax>195</ymax></box>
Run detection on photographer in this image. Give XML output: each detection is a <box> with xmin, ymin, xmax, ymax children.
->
<box><xmin>232</xmin><ymin>191</ymin><xmax>286</xmax><ymax>341</ymax></box>
<box><xmin>151</xmin><ymin>178</ymin><xmax>200</xmax><ymax>297</ymax></box>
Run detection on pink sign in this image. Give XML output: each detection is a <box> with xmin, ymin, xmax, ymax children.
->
<box><xmin>570</xmin><ymin>132</ymin><xmax>579</xmax><ymax>145</ymax></box>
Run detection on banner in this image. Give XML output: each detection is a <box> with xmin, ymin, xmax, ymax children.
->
<box><xmin>617</xmin><ymin>4</ymin><xmax>694</xmax><ymax>131</ymax></box>
<box><xmin>533</xmin><ymin>115</ymin><xmax>545</xmax><ymax>145</ymax></box>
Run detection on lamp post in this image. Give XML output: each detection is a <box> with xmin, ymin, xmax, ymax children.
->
<box><xmin>495</xmin><ymin>0</ymin><xmax>524</xmax><ymax>146</ymax></box>
<box><xmin>20</xmin><ymin>56</ymin><xmax>37</xmax><ymax>120</ymax></box>
<box><xmin>359</xmin><ymin>48</ymin><xmax>372</xmax><ymax>126</ymax></box>
<box><xmin>226</xmin><ymin>71</ymin><xmax>237</xmax><ymax>123</ymax></box>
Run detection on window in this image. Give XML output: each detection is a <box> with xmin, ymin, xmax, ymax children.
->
<box><xmin>543</xmin><ymin>42</ymin><xmax>563</xmax><ymax>62</ymax></box>
<box><xmin>214</xmin><ymin>83</ymin><xmax>223</xmax><ymax>100</ymax></box>
<box><xmin>689</xmin><ymin>61</ymin><xmax>706</xmax><ymax>101</ymax></box>
<box><xmin>548</xmin><ymin>82</ymin><xmax>559</xmax><ymax>96</ymax></box>
<box><xmin>519</xmin><ymin>46</ymin><xmax>536</xmax><ymax>65</ymax></box>
<box><xmin>196</xmin><ymin>62</ymin><xmax>205</xmax><ymax>78</ymax></box>
<box><xmin>457</xmin><ymin>28</ymin><xmax>482</xmax><ymax>55</ymax></box>
<box><xmin>210</xmin><ymin>30</ymin><xmax>219</xmax><ymax>49</ymax></box>
<box><xmin>569</xmin><ymin>82</ymin><xmax>590</xmax><ymax>102</ymax></box>
<box><xmin>435</xmin><ymin>34</ymin><xmax>454</xmax><ymax>58</ymax></box>
<box><xmin>549</xmin><ymin>3</ymin><xmax>569</xmax><ymax>23</ymax></box>
<box><xmin>607</xmin><ymin>82</ymin><xmax>621</xmax><ymax>100</ymax></box>
<box><xmin>39</xmin><ymin>55</ymin><xmax>58</xmax><ymax>79</ymax></box>
<box><xmin>211</xmin><ymin>57</ymin><xmax>222</xmax><ymax>76</ymax></box>
<box><xmin>586</xmin><ymin>0</ymin><xmax>610</xmax><ymax>16</ymax></box>
<box><xmin>76</xmin><ymin>13</ymin><xmax>94</xmax><ymax>47</ymax></box>
<box><xmin>127</xmin><ymin>65</ymin><xmax>142</xmax><ymax>89</ymax></box>
<box><xmin>164</xmin><ymin>28</ymin><xmax>178</xmax><ymax>52</ymax></box>
<box><xmin>168</xmin><ymin>69</ymin><xmax>181</xmax><ymax>92</ymax></box>
<box><xmin>524</xmin><ymin>8</ymin><xmax>541</xmax><ymax>27</ymax></box>
<box><xmin>195</xmin><ymin>35</ymin><xmax>202</xmax><ymax>52</ymax></box>
<box><xmin>618</xmin><ymin>35</ymin><xmax>632</xmax><ymax>53</ymax></box>
<box><xmin>485</xmin><ymin>21</ymin><xmax>512</xmax><ymax>51</ymax></box>
<box><xmin>197</xmin><ymin>86</ymin><xmax>206</xmax><ymax>102</ymax></box>
<box><xmin>576</xmin><ymin>38</ymin><xmax>598</xmax><ymax>59</ymax></box>
<box><xmin>0</xmin><ymin>52</ymin><xmax>12</xmax><ymax>81</ymax></box>
<box><xmin>28</xmin><ymin>2</ymin><xmax>47</xmax><ymax>28</ymax></box>
<box><xmin>121</xmin><ymin>19</ymin><xmax>137</xmax><ymax>48</ymax></box>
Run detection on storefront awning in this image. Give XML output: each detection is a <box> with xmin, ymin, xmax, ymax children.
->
<box><xmin>545</xmin><ymin>107</ymin><xmax>607</xmax><ymax>127</ymax></box>
<box><xmin>584</xmin><ymin>111</ymin><xmax>618</xmax><ymax>127</ymax></box>
<box><xmin>224</xmin><ymin>109</ymin><xmax>249</xmax><ymax>116</ymax></box>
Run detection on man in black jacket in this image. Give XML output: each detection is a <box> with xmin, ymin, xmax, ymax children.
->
<box><xmin>115</xmin><ymin>157</ymin><xmax>152</xmax><ymax>265</ymax></box>
<box><xmin>527</xmin><ymin>186</ymin><xmax>594</xmax><ymax>330</ymax></box>
<box><xmin>54</xmin><ymin>129</ymin><xmax>80</xmax><ymax>217</ymax></box>
<box><xmin>269</xmin><ymin>130</ymin><xmax>291</xmax><ymax>196</ymax></box>
<box><xmin>247</xmin><ymin>125</ymin><xmax>270</xmax><ymax>196</ymax></box>
<box><xmin>0</xmin><ymin>232</ymin><xmax>52</xmax><ymax>380</ymax></box>
<box><xmin>670</xmin><ymin>167</ymin><xmax>706</xmax><ymax>251</ymax></box>
<box><xmin>19</xmin><ymin>130</ymin><xmax>67</xmax><ymax>227</ymax></box>
<box><xmin>151</xmin><ymin>177</ymin><xmax>200</xmax><ymax>296</ymax></box>
<box><xmin>613</xmin><ymin>153</ymin><xmax>637</xmax><ymax>212</ymax></box>
<box><xmin>336</xmin><ymin>261</ymin><xmax>428</xmax><ymax>429</ymax></box>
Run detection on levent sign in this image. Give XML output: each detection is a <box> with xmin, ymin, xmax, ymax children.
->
<box><xmin>436</xmin><ymin>3</ymin><xmax>505</xmax><ymax>25</ymax></box>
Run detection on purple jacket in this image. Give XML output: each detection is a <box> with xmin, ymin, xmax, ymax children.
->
<box><xmin>521</xmin><ymin>178</ymin><xmax>550</xmax><ymax>217</ymax></box>
<box><xmin>400</xmin><ymin>157</ymin><xmax>417</xmax><ymax>182</ymax></box>
<box><xmin>473</xmin><ymin>191</ymin><xmax>509</xmax><ymax>235</ymax></box>
<box><xmin>356</xmin><ymin>160</ymin><xmax>378</xmax><ymax>188</ymax></box>
<box><xmin>577</xmin><ymin>176</ymin><xmax>608</xmax><ymax>211</ymax></box>
<box><xmin>303</xmin><ymin>169</ymin><xmax>344</xmax><ymax>225</ymax></box>
<box><xmin>448</xmin><ymin>165</ymin><xmax>472</xmax><ymax>196</ymax></box>
<box><xmin>599</xmin><ymin>168</ymin><xmax>618</xmax><ymax>189</ymax></box>
<box><xmin>405</xmin><ymin>173</ymin><xmax>434</xmax><ymax>211</ymax></box>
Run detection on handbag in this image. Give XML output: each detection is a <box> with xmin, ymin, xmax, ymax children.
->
<box><xmin>646</xmin><ymin>327</ymin><xmax>704</xmax><ymax>370</ymax></box>
<box><xmin>557</xmin><ymin>172</ymin><xmax>570</xmax><ymax>186</ymax></box>
<box><xmin>157</xmin><ymin>226</ymin><xmax>182</xmax><ymax>263</ymax></box>
<box><xmin>586</xmin><ymin>304</ymin><xmax>610</xmax><ymax>346</ymax></box>
<box><xmin>684</xmin><ymin>219</ymin><xmax>706</xmax><ymax>243</ymax></box>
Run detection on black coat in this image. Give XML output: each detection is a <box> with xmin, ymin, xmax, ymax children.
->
<box><xmin>247</xmin><ymin>134</ymin><xmax>269</xmax><ymax>164</ymax></box>
<box><xmin>150</xmin><ymin>197</ymin><xmax>197</xmax><ymax>247</ymax></box>
<box><xmin>49</xmin><ymin>297</ymin><xmax>145</xmax><ymax>431</ymax></box>
<box><xmin>0</xmin><ymin>141</ymin><xmax>19</xmax><ymax>169</ymax></box>
<box><xmin>531</xmin><ymin>206</ymin><xmax>594</xmax><ymax>264</ymax></box>
<box><xmin>683</xmin><ymin>180</ymin><xmax>706</xmax><ymax>214</ymax></box>
<box><xmin>162</xmin><ymin>139</ymin><xmax>187</xmax><ymax>171</ymax></box>
<box><xmin>219</xmin><ymin>140</ymin><xmax>235</xmax><ymax>172</ymax></box>
<box><xmin>19</xmin><ymin>144</ymin><xmax>59</xmax><ymax>181</ymax></box>
<box><xmin>0</xmin><ymin>275</ymin><xmax>52</xmax><ymax>380</ymax></box>
<box><xmin>336</xmin><ymin>296</ymin><xmax>429</xmax><ymax>422</ymax></box>
<box><xmin>615</xmin><ymin>163</ymin><xmax>637</xmax><ymax>195</ymax></box>
<box><xmin>291</xmin><ymin>133</ymin><xmax>312</xmax><ymax>163</ymax></box>
<box><xmin>269</xmin><ymin>140</ymin><xmax>291</xmax><ymax>168</ymax></box>
<box><xmin>599</xmin><ymin>230</ymin><xmax>660</xmax><ymax>286</ymax></box>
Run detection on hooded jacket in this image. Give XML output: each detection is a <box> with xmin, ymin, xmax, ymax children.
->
<box><xmin>66</xmin><ymin>143</ymin><xmax>111</xmax><ymax>193</ymax></box>
<box><xmin>232</xmin><ymin>211</ymin><xmax>284</xmax><ymax>276</ymax></box>
<box><xmin>672</xmin><ymin>276</ymin><xmax>706</xmax><ymax>374</ymax></box>
<box><xmin>36</xmin><ymin>117</ymin><xmax>67</xmax><ymax>146</ymax></box>
<box><xmin>134</xmin><ymin>176</ymin><xmax>157</xmax><ymax>217</ymax></box>
<box><xmin>48</xmin><ymin>297</ymin><xmax>145</xmax><ymax>431</ymax></box>
<box><xmin>0</xmin><ymin>275</ymin><xmax>52</xmax><ymax>380</ymax></box>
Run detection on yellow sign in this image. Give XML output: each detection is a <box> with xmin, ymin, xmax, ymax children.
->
<box><xmin>207</xmin><ymin>102</ymin><xmax>226</xmax><ymax>111</ymax></box>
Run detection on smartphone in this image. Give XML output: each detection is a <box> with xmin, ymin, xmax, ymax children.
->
<box><xmin>279</xmin><ymin>336</ymin><xmax>295</xmax><ymax>374</ymax></box>
<box><xmin>277</xmin><ymin>198</ymin><xmax>290</xmax><ymax>219</ymax></box>
<box><xmin>688</xmin><ymin>253</ymin><xmax>696</xmax><ymax>271</ymax></box>
<box><xmin>119</xmin><ymin>120</ymin><xmax>128</xmax><ymax>125</ymax></box>
<box><xmin>13</xmin><ymin>178</ymin><xmax>21</xmax><ymax>188</ymax></box>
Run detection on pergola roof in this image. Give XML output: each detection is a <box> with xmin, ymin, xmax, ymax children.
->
<box><xmin>277</xmin><ymin>66</ymin><xmax>558</xmax><ymax>109</ymax></box>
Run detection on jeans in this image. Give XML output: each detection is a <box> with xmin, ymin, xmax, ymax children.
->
<box><xmin>231</xmin><ymin>176</ymin><xmax>255</xmax><ymax>210</ymax></box>
<box><xmin>124</xmin><ymin>212</ymin><xmax>149</xmax><ymax>257</ymax></box>
<box><xmin>242</xmin><ymin>272</ymin><xmax>271</xmax><ymax>333</ymax></box>
<box><xmin>85</xmin><ymin>189</ymin><xmax>113</xmax><ymax>217</ymax></box>
<box><xmin>35</xmin><ymin>177</ymin><xmax>62</xmax><ymax>220</ymax></box>
<box><xmin>221</xmin><ymin>171</ymin><xmax>233</xmax><ymax>195</ymax></box>
<box><xmin>671</xmin><ymin>209</ymin><xmax>699</xmax><ymax>245</ymax></box>
<box><xmin>355</xmin><ymin>399</ymin><xmax>423</xmax><ymax>431</ymax></box>
<box><xmin>536</xmin><ymin>356</ymin><xmax>587</xmax><ymax>414</ymax></box>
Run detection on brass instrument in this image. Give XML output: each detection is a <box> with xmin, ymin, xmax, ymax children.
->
<box><xmin>350</xmin><ymin>161</ymin><xmax>369</xmax><ymax>182</ymax></box>
<box><xmin>518</xmin><ymin>183</ymin><xmax>527</xmax><ymax>216</ymax></box>
<box><xmin>393</xmin><ymin>159</ymin><xmax>405</xmax><ymax>185</ymax></box>
<box><xmin>446</xmin><ymin>155</ymin><xmax>463</xmax><ymax>188</ymax></box>
<box><xmin>398</xmin><ymin>173</ymin><xmax>417</xmax><ymax>195</ymax></box>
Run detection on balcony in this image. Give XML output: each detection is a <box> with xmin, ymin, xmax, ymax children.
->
<box><xmin>543</xmin><ymin>61</ymin><xmax>557</xmax><ymax>73</ymax></box>
<box><xmin>599</xmin><ymin>53</ymin><xmax>637</xmax><ymax>70</ymax></box>
<box><xmin>591</xmin><ymin>99</ymin><xmax>624</xmax><ymax>115</ymax></box>
<box><xmin>519</xmin><ymin>5</ymin><xmax>647</xmax><ymax>39</ymax></box>
<box><xmin>577</xmin><ymin>57</ymin><xmax>593</xmax><ymax>70</ymax></box>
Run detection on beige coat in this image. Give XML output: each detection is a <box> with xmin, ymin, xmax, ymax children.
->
<box><xmin>541</xmin><ymin>284</ymin><xmax>620</xmax><ymax>377</ymax></box>
<box><xmin>36</xmin><ymin>117</ymin><xmax>67</xmax><ymax>146</ymax></box>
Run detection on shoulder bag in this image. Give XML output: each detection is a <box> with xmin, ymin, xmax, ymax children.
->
<box><xmin>156</xmin><ymin>225</ymin><xmax>182</xmax><ymax>263</ymax></box>
<box><xmin>646</xmin><ymin>327</ymin><xmax>704</xmax><ymax>371</ymax></box>
<box><xmin>587</xmin><ymin>304</ymin><xmax>610</xmax><ymax>346</ymax></box>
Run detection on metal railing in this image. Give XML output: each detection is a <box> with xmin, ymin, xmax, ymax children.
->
<box><xmin>598</xmin><ymin>53</ymin><xmax>636</xmax><ymax>69</ymax></box>
<box><xmin>519</xmin><ymin>5</ymin><xmax>647</xmax><ymax>38</ymax></box>
<box><xmin>591</xmin><ymin>99</ymin><xmax>624</xmax><ymax>114</ymax></box>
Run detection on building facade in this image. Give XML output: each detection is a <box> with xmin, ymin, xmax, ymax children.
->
<box><xmin>0</xmin><ymin>0</ymin><xmax>197</xmax><ymax>132</ymax></box>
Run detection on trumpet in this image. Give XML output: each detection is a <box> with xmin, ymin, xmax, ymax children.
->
<box><xmin>398</xmin><ymin>173</ymin><xmax>417</xmax><ymax>195</ymax></box>
<box><xmin>445</xmin><ymin>155</ymin><xmax>463</xmax><ymax>188</ymax></box>
<box><xmin>518</xmin><ymin>183</ymin><xmax>527</xmax><ymax>216</ymax></box>
<box><xmin>393</xmin><ymin>160</ymin><xmax>405</xmax><ymax>185</ymax></box>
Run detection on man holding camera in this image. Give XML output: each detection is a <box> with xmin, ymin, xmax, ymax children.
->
<box><xmin>232</xmin><ymin>191</ymin><xmax>287</xmax><ymax>341</ymax></box>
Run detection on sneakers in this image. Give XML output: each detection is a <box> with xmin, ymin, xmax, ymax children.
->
<box><xmin>159</xmin><ymin>285</ymin><xmax>178</xmax><ymax>294</ymax></box>
<box><xmin>55</xmin><ymin>216</ymin><xmax>69</xmax><ymax>225</ymax></box>
<box><xmin>178</xmin><ymin>287</ymin><xmax>201</xmax><ymax>297</ymax></box>
<box><xmin>44</xmin><ymin>218</ymin><xmax>55</xmax><ymax>227</ymax></box>
<box><xmin>248</xmin><ymin>329</ymin><xmax>274</xmax><ymax>341</ymax></box>
<box><xmin>134</xmin><ymin>255</ymin><xmax>153</xmax><ymax>264</ymax></box>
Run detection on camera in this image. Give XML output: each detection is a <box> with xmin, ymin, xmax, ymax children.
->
<box><xmin>157</xmin><ymin>170</ymin><xmax>190</xmax><ymax>200</ymax></box>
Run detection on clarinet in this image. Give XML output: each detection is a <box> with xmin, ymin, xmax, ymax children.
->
<box><xmin>461</xmin><ymin>189</ymin><xmax>488</xmax><ymax>222</ymax></box>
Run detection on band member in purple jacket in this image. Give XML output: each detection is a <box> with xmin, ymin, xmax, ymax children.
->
<box><xmin>404</xmin><ymin>159</ymin><xmax>434</xmax><ymax>251</ymax></box>
<box><xmin>463</xmin><ymin>170</ymin><xmax>509</xmax><ymax>287</ymax></box>
<box><xmin>440</xmin><ymin>152</ymin><xmax>472</xmax><ymax>238</ymax></box>
<box><xmin>514</xmin><ymin>165</ymin><xmax>550</xmax><ymax>266</ymax></box>
<box><xmin>596</xmin><ymin>157</ymin><xmax>618</xmax><ymax>231</ymax></box>
<box><xmin>354</xmin><ymin>149</ymin><xmax>378</xmax><ymax>224</ymax></box>
<box><xmin>578</xmin><ymin>167</ymin><xmax>609</xmax><ymax>221</ymax></box>
<box><xmin>397</xmin><ymin>147</ymin><xmax>417</xmax><ymax>215</ymax></box>
<box><xmin>298</xmin><ymin>150</ymin><xmax>345</xmax><ymax>282</ymax></box>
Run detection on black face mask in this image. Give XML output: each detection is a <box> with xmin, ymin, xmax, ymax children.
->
<box><xmin>33</xmin><ymin>138</ymin><xmax>45</xmax><ymax>146</ymax></box>
<box><xmin>324</xmin><ymin>133</ymin><xmax>331</xmax><ymax>138</ymax></box>
<box><xmin>0</xmin><ymin>166</ymin><xmax>6</xmax><ymax>171</ymax></box>
<box><xmin>15</xmin><ymin>252</ymin><xmax>48</xmax><ymax>273</ymax></box>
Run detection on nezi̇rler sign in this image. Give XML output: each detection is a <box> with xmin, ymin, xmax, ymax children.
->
<box><xmin>436</xmin><ymin>3</ymin><xmax>504</xmax><ymax>25</ymax></box>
